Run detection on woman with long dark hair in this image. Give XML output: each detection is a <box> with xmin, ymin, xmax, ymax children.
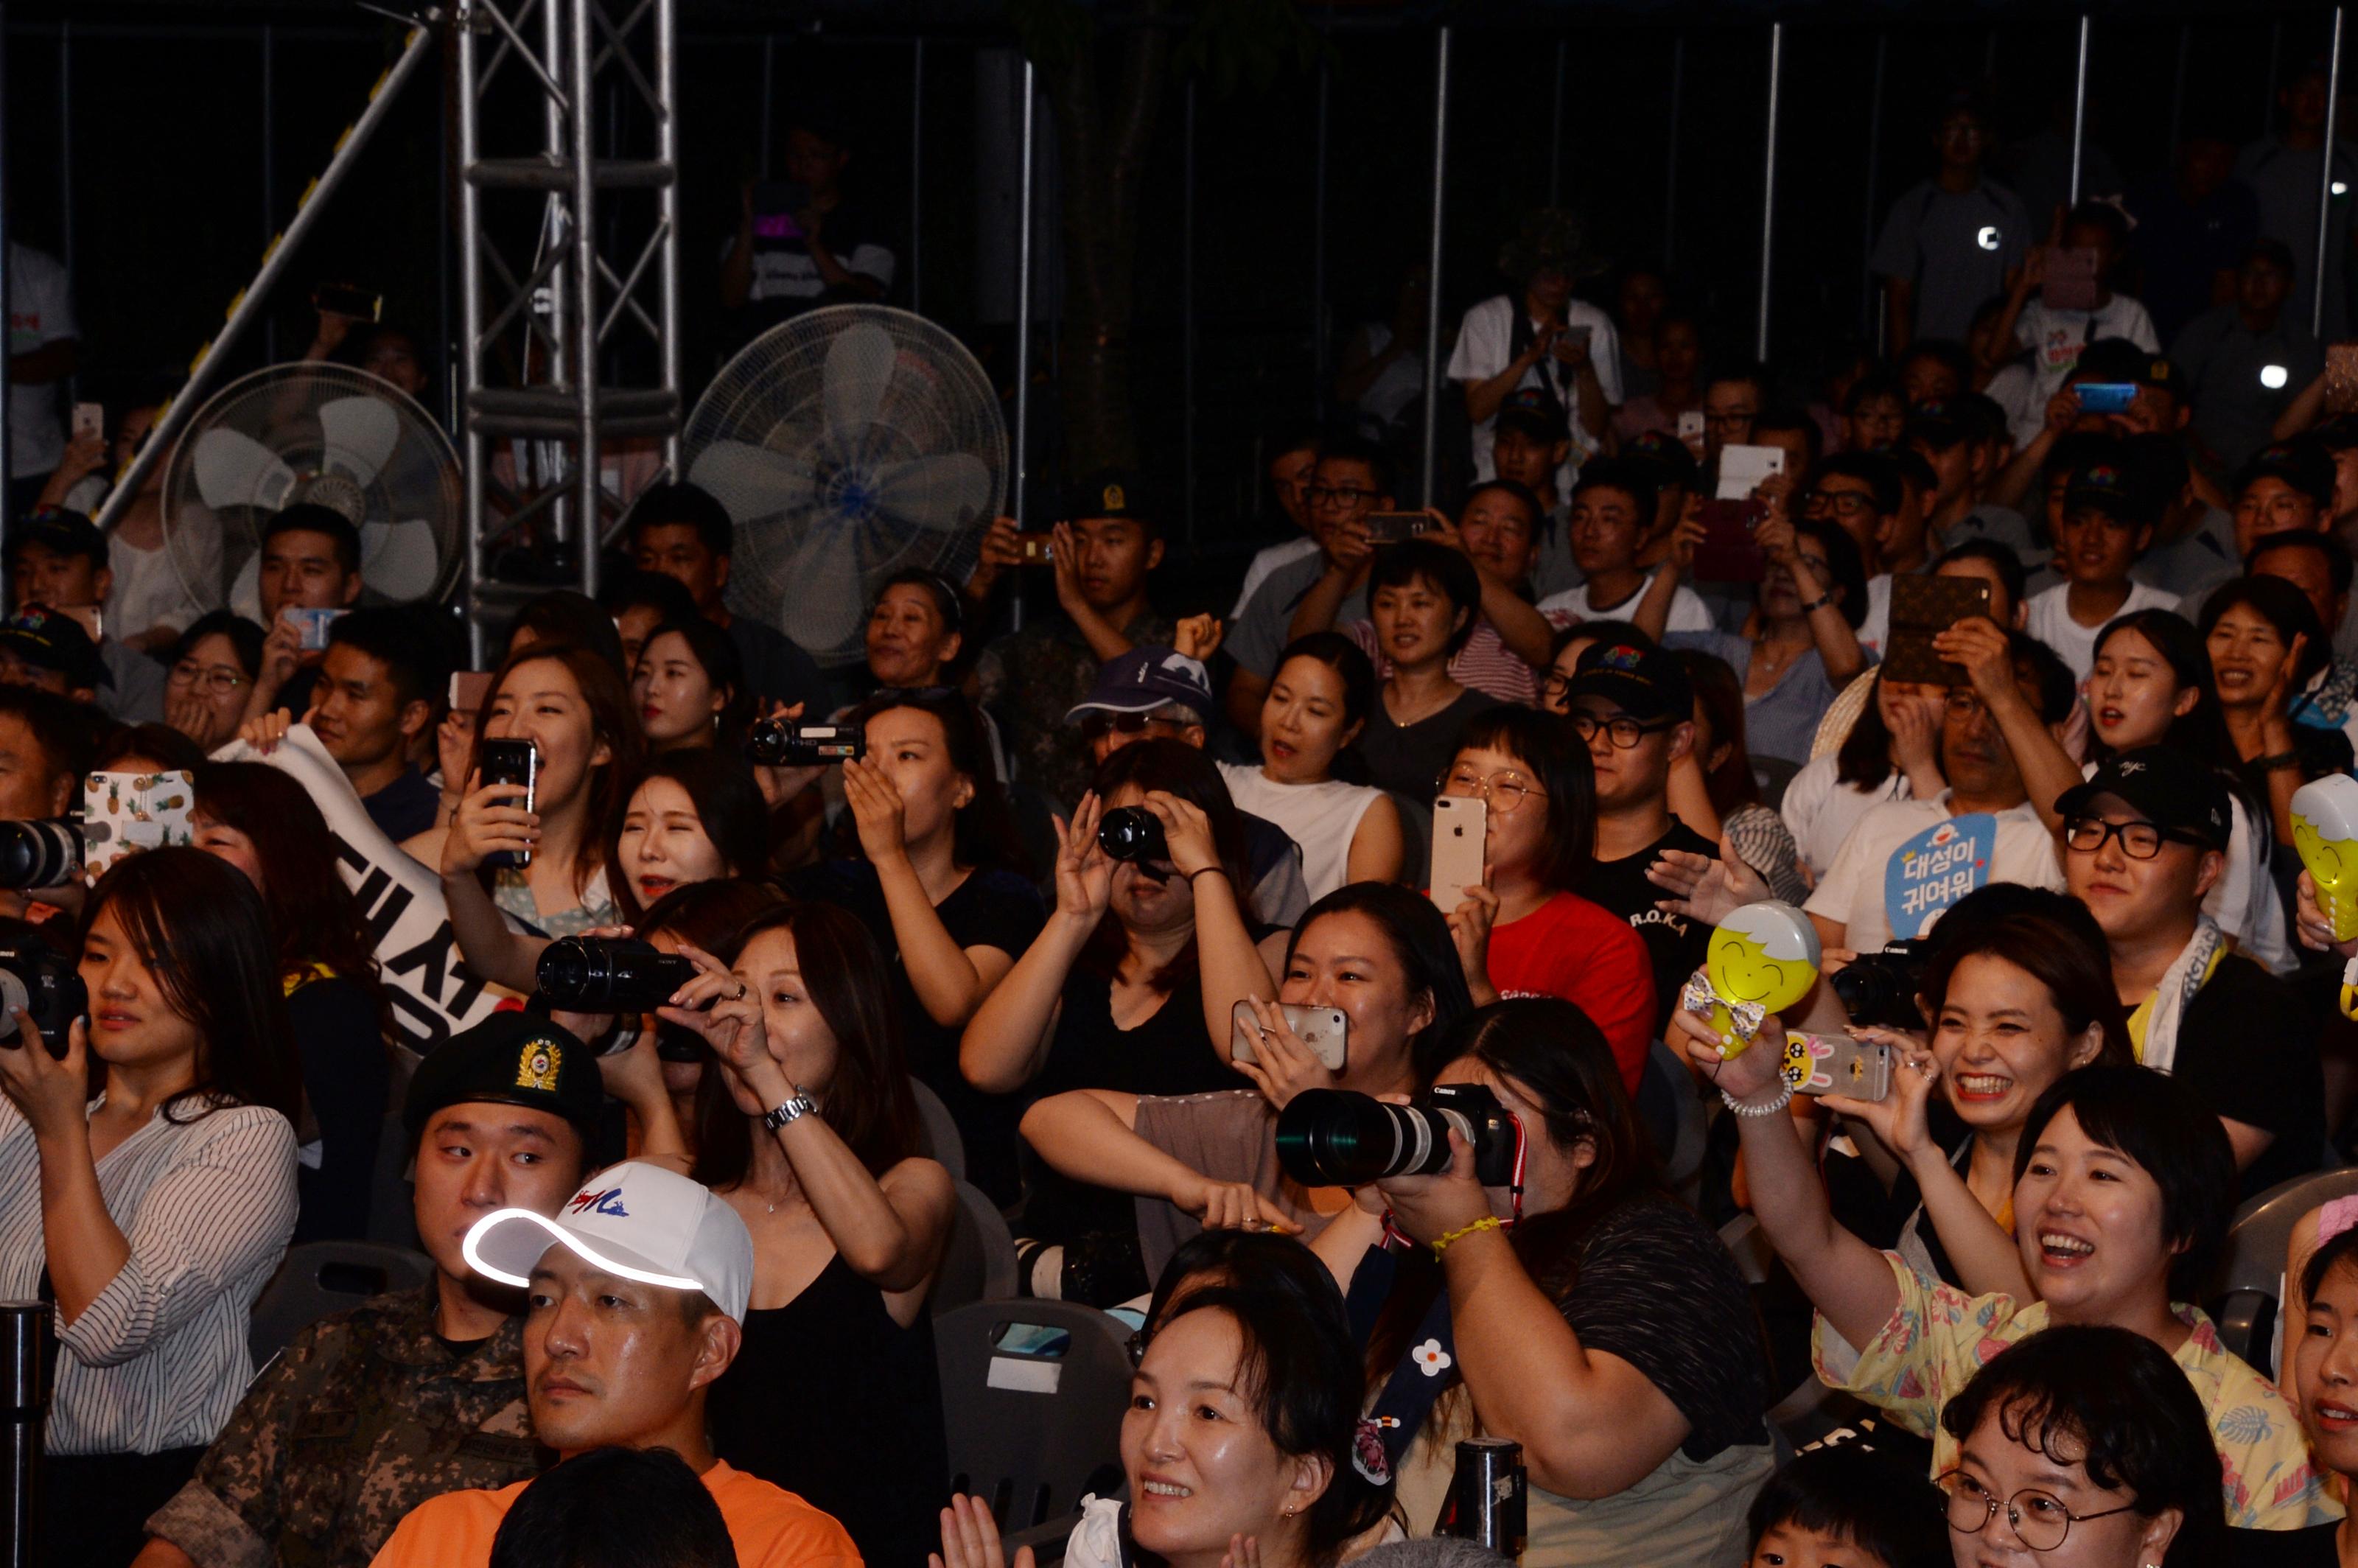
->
<box><xmin>1319</xmin><ymin>998</ymin><xmax>1771</xmax><ymax>1566</ymax></box>
<box><xmin>616</xmin><ymin>878</ymin><xmax>786</xmax><ymax>1166</ymax></box>
<box><xmin>630</xmin><ymin>617</ymin><xmax>752</xmax><ymax>754</ymax></box>
<box><xmin>1219</xmin><ymin>632</ymin><xmax>1404</xmax><ymax>898</ymax></box>
<box><xmin>790</xmin><ymin>686</ymin><xmax>1043</xmax><ymax>1205</ymax></box>
<box><xmin>658</xmin><ymin>900</ymin><xmax>953</xmax><ymax>1568</ymax></box>
<box><xmin>0</xmin><ymin>849</ymin><xmax>302</xmax><ymax>1563</ymax></box>
<box><xmin>1666</xmin><ymin>649</ymin><xmax>1807</xmax><ymax>902</ymax></box>
<box><xmin>192</xmin><ymin>762</ymin><xmax>392</xmax><ymax>1242</ymax></box>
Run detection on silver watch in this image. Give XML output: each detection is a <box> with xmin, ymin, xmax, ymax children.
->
<box><xmin>762</xmin><ymin>1088</ymin><xmax>818</xmax><ymax>1132</ymax></box>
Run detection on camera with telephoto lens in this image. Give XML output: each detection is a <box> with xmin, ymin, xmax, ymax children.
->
<box><xmin>0</xmin><ymin>819</ymin><xmax>82</xmax><ymax>891</ymax></box>
<box><xmin>0</xmin><ymin>933</ymin><xmax>85</xmax><ymax>1057</ymax></box>
<box><xmin>1276</xmin><ymin>1084</ymin><xmax>1522</xmax><ymax>1188</ymax></box>
<box><xmin>1831</xmin><ymin>937</ymin><xmax>1933</xmax><ymax>1030</ymax></box>
<box><xmin>1096</xmin><ymin>806</ymin><xmax>1169</xmax><ymax>864</ymax></box>
<box><xmin>536</xmin><ymin>936</ymin><xmax>698</xmax><ymax>1014</ymax></box>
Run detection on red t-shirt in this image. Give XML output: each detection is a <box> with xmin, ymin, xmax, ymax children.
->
<box><xmin>1486</xmin><ymin>892</ymin><xmax>1658</xmax><ymax>1094</ymax></box>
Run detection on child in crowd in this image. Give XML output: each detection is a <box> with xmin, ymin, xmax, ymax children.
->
<box><xmin>1745</xmin><ymin>1446</ymin><xmax>1947</xmax><ymax>1568</ymax></box>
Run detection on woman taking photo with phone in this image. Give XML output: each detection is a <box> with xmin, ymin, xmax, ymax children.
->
<box><xmin>191</xmin><ymin>762</ymin><xmax>391</xmax><ymax>1243</ymax></box>
<box><xmin>0</xmin><ymin>848</ymin><xmax>302</xmax><ymax>1564</ymax></box>
<box><xmin>658</xmin><ymin>900</ymin><xmax>954</xmax><ymax>1568</ymax></box>
<box><xmin>791</xmin><ymin>686</ymin><xmax>1043</xmax><ymax>1205</ymax></box>
<box><xmin>1021</xmin><ymin>883</ymin><xmax>1474</xmax><ymax>1281</ymax></box>
<box><xmin>1315</xmin><ymin>998</ymin><xmax>1773</xmax><ymax>1567</ymax></box>
<box><xmin>1220</xmin><ymin>633</ymin><xmax>1404</xmax><ymax>900</ymax></box>
<box><xmin>630</xmin><ymin>617</ymin><xmax>751</xmax><ymax>754</ymax></box>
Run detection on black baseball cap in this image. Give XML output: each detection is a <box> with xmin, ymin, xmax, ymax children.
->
<box><xmin>7</xmin><ymin>508</ymin><xmax>105</xmax><ymax>567</ymax></box>
<box><xmin>2061</xmin><ymin>456</ymin><xmax>2160</xmax><ymax>528</ymax></box>
<box><xmin>2235</xmin><ymin>438</ymin><xmax>2337</xmax><ymax>508</ymax></box>
<box><xmin>1622</xmin><ymin>428</ymin><xmax>1701</xmax><ymax>488</ymax></box>
<box><xmin>402</xmin><ymin>1010</ymin><xmax>606</xmax><ymax>1146</ymax></box>
<box><xmin>1566</xmin><ymin>640</ymin><xmax>1692</xmax><ymax>724</ymax></box>
<box><xmin>1495</xmin><ymin>386</ymin><xmax>1567</xmax><ymax>445</ymax></box>
<box><xmin>2054</xmin><ymin>746</ymin><xmax>2230</xmax><ymax>852</ymax></box>
<box><xmin>0</xmin><ymin>603</ymin><xmax>110</xmax><ymax>690</ymax></box>
<box><xmin>1060</xmin><ymin>469</ymin><xmax>1156</xmax><ymax>527</ymax></box>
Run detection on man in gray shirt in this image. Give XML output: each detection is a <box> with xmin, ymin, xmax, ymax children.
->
<box><xmin>2175</xmin><ymin>239</ymin><xmax>2323</xmax><ymax>473</ymax></box>
<box><xmin>2237</xmin><ymin>58</ymin><xmax>2358</xmax><ymax>340</ymax></box>
<box><xmin>1872</xmin><ymin>94</ymin><xmax>2031</xmax><ymax>350</ymax></box>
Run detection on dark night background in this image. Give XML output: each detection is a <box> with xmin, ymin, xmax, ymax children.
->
<box><xmin>1</xmin><ymin>1</ymin><xmax>2337</xmax><ymax>587</ymax></box>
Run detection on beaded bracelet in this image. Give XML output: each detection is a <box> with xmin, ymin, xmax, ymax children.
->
<box><xmin>1428</xmin><ymin>1215</ymin><xmax>1502</xmax><ymax>1259</ymax></box>
<box><xmin>1722</xmin><ymin>1083</ymin><xmax>1797</xmax><ymax>1119</ymax></box>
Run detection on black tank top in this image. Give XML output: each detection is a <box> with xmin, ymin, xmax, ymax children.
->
<box><xmin>707</xmin><ymin>1253</ymin><xmax>950</xmax><ymax>1568</ymax></box>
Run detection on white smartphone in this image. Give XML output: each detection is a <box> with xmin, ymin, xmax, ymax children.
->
<box><xmin>1428</xmin><ymin>794</ymin><xmax>1488</xmax><ymax>914</ymax></box>
<box><xmin>71</xmin><ymin>402</ymin><xmax>102</xmax><ymax>443</ymax></box>
<box><xmin>1231</xmin><ymin>1001</ymin><xmax>1348</xmax><ymax>1073</ymax></box>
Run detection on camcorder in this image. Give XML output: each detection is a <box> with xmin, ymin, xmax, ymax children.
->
<box><xmin>1276</xmin><ymin>1084</ymin><xmax>1522</xmax><ymax>1188</ymax></box>
<box><xmin>744</xmin><ymin>720</ymin><xmax>864</xmax><ymax>768</ymax></box>
<box><xmin>1831</xmin><ymin>938</ymin><xmax>1932</xmax><ymax>1030</ymax></box>
<box><xmin>536</xmin><ymin>936</ymin><xmax>699</xmax><ymax>1015</ymax></box>
<box><xmin>1096</xmin><ymin>805</ymin><xmax>1168</xmax><ymax>864</ymax></box>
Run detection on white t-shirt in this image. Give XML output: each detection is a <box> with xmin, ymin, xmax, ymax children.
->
<box><xmin>1216</xmin><ymin>763</ymin><xmax>1382</xmax><ymax>904</ymax></box>
<box><xmin>1445</xmin><ymin>294</ymin><xmax>1623</xmax><ymax>500</ymax></box>
<box><xmin>5</xmin><ymin>243</ymin><xmax>74</xmax><ymax>477</ymax></box>
<box><xmin>1229</xmin><ymin>536</ymin><xmax>1322</xmax><ymax>619</ymax></box>
<box><xmin>1536</xmin><ymin>573</ymin><xmax>1714</xmax><ymax>633</ymax></box>
<box><xmin>2023</xmin><ymin>581</ymin><xmax>2181</xmax><ymax>683</ymax></box>
<box><xmin>1780</xmin><ymin>751</ymin><xmax>1914</xmax><ymax>878</ymax></box>
<box><xmin>1986</xmin><ymin>360</ymin><xmax>2044</xmax><ymax>448</ymax></box>
<box><xmin>1803</xmin><ymin>792</ymin><xmax>2064</xmax><ymax>954</ymax></box>
<box><xmin>2012</xmin><ymin>294</ymin><xmax>2162</xmax><ymax>413</ymax></box>
<box><xmin>1348</xmin><ymin>323</ymin><xmax>1427</xmax><ymax>428</ymax></box>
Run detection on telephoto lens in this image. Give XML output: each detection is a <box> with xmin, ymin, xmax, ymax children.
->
<box><xmin>536</xmin><ymin>936</ymin><xmax>699</xmax><ymax>1013</ymax></box>
<box><xmin>0</xmin><ymin>819</ymin><xmax>82</xmax><ymax>891</ymax></box>
<box><xmin>1276</xmin><ymin>1085</ymin><xmax>1522</xmax><ymax>1187</ymax></box>
<box><xmin>1096</xmin><ymin>805</ymin><xmax>1169</xmax><ymax>864</ymax></box>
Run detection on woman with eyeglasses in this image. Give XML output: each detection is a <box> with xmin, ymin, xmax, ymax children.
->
<box><xmin>161</xmin><ymin>611</ymin><xmax>265</xmax><ymax>753</ymax></box>
<box><xmin>1313</xmin><ymin>999</ymin><xmax>1773</xmax><ymax>1567</ymax></box>
<box><xmin>2200</xmin><ymin>576</ymin><xmax>2348</xmax><ymax>847</ymax></box>
<box><xmin>1219</xmin><ymin>633</ymin><xmax>1404</xmax><ymax>900</ymax></box>
<box><xmin>1435</xmin><ymin>710</ymin><xmax>1654</xmax><ymax>1095</ymax></box>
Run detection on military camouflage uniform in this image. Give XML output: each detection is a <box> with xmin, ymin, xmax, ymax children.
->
<box><xmin>144</xmin><ymin>1285</ymin><xmax>540</xmax><ymax>1568</ymax></box>
<box><xmin>977</xmin><ymin>610</ymin><xmax>1175</xmax><ymax>813</ymax></box>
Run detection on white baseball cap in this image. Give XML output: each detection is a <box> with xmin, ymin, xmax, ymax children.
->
<box><xmin>463</xmin><ymin>1159</ymin><xmax>755</xmax><ymax>1324</ymax></box>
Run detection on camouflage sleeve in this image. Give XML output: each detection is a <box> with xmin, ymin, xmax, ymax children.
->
<box><xmin>144</xmin><ymin>1326</ymin><xmax>322</xmax><ymax>1567</ymax></box>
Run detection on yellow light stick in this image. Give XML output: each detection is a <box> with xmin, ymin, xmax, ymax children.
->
<box><xmin>1682</xmin><ymin>900</ymin><xmax>1822</xmax><ymax>1058</ymax></box>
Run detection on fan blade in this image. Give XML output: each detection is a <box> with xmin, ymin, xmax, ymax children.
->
<box><xmin>688</xmin><ymin>441</ymin><xmax>817</xmax><ymax>522</ymax></box>
<box><xmin>775</xmin><ymin>526</ymin><xmax>870</xmax><ymax>655</ymax></box>
<box><xmin>191</xmin><ymin>428</ymin><xmax>298</xmax><ymax>512</ymax></box>
<box><xmin>360</xmin><ymin>517</ymin><xmax>440</xmax><ymax>602</ymax></box>
<box><xmin>822</xmin><ymin>322</ymin><xmax>898</xmax><ymax>448</ymax></box>
<box><xmin>318</xmin><ymin>396</ymin><xmax>402</xmax><ymax>487</ymax></box>
<box><xmin>868</xmin><ymin>453</ymin><xmax>994</xmax><ymax>533</ymax></box>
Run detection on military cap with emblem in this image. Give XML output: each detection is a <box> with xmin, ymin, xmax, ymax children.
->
<box><xmin>1060</xmin><ymin>469</ymin><xmax>1156</xmax><ymax>527</ymax></box>
<box><xmin>402</xmin><ymin>1010</ymin><xmax>605</xmax><ymax>1143</ymax></box>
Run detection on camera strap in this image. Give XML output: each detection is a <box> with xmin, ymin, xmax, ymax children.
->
<box><xmin>1365</xmin><ymin>1285</ymin><xmax>1459</xmax><ymax>1471</ymax></box>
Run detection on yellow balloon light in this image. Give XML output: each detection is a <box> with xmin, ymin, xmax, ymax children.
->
<box><xmin>1693</xmin><ymin>900</ymin><xmax>1822</xmax><ymax>1058</ymax></box>
<box><xmin>2293</xmin><ymin>774</ymin><xmax>2358</xmax><ymax>945</ymax></box>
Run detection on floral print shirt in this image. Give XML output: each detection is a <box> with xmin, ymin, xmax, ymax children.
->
<box><xmin>1812</xmin><ymin>1250</ymin><xmax>2337</xmax><ymax>1531</ymax></box>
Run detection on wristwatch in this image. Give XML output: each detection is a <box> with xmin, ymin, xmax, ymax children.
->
<box><xmin>762</xmin><ymin>1088</ymin><xmax>818</xmax><ymax>1132</ymax></box>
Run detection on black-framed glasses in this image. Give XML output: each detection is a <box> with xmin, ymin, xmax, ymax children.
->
<box><xmin>2062</xmin><ymin>815</ymin><xmax>2208</xmax><ymax>861</ymax></box>
<box><xmin>1802</xmin><ymin>489</ymin><xmax>1877</xmax><ymax>519</ymax></box>
<box><xmin>1540</xmin><ymin>671</ymin><xmax>1573</xmax><ymax>698</ymax></box>
<box><xmin>1308</xmin><ymin>484</ymin><xmax>1379</xmax><ymax>508</ymax></box>
<box><xmin>1570</xmin><ymin>712</ymin><xmax>1674</xmax><ymax>749</ymax></box>
<box><xmin>1937</xmin><ymin>1470</ymin><xmax>2137</xmax><ymax>1553</ymax></box>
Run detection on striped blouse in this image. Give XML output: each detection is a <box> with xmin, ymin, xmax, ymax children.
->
<box><xmin>0</xmin><ymin>1095</ymin><xmax>297</xmax><ymax>1456</ymax></box>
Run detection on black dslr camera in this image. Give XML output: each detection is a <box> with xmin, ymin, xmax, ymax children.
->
<box><xmin>0</xmin><ymin>931</ymin><xmax>85</xmax><ymax>1057</ymax></box>
<box><xmin>1276</xmin><ymin>1084</ymin><xmax>1522</xmax><ymax>1188</ymax></box>
<box><xmin>1831</xmin><ymin>938</ymin><xmax>1933</xmax><ymax>1031</ymax></box>
<box><xmin>1096</xmin><ymin>806</ymin><xmax>1169</xmax><ymax>864</ymax></box>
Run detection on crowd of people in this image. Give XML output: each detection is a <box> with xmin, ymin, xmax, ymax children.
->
<box><xmin>12</xmin><ymin>68</ymin><xmax>2358</xmax><ymax>1568</ymax></box>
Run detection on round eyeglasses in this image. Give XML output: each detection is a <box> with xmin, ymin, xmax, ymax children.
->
<box><xmin>1937</xmin><ymin>1469</ymin><xmax>2137</xmax><ymax>1553</ymax></box>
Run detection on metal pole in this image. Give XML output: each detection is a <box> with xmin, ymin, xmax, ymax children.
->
<box><xmin>657</xmin><ymin>0</ymin><xmax>682</xmax><ymax>474</ymax></box>
<box><xmin>2267</xmin><ymin>21</ymin><xmax>2284</xmax><ymax>141</ymax></box>
<box><xmin>94</xmin><ymin>17</ymin><xmax>442</xmax><ymax>533</ymax></box>
<box><xmin>1418</xmin><ymin>25</ymin><xmax>1450</xmax><ymax>510</ymax></box>
<box><xmin>438</xmin><ymin>56</ymin><xmax>454</xmax><ymax>435</ymax></box>
<box><xmin>1</xmin><ymin>7</ymin><xmax>12</xmax><ymax>584</ymax></box>
<box><xmin>1663</xmin><ymin>35</ymin><xmax>1684</xmax><ymax>268</ymax></box>
<box><xmin>2320</xmin><ymin>8</ymin><xmax>2347</xmax><ymax>339</ymax></box>
<box><xmin>1311</xmin><ymin>52</ymin><xmax>1329</xmax><ymax>418</ymax></box>
<box><xmin>541</xmin><ymin>0</ymin><xmax>572</xmax><ymax>559</ymax></box>
<box><xmin>1756</xmin><ymin>23</ymin><xmax>1782</xmax><ymax>363</ymax></box>
<box><xmin>1183</xmin><ymin>77</ymin><xmax>1197</xmax><ymax>557</ymax></box>
<box><xmin>262</xmin><ymin>25</ymin><xmax>279</xmax><ymax>365</ymax></box>
<box><xmin>458</xmin><ymin>4</ymin><xmax>487</xmax><ymax>667</ymax></box>
<box><xmin>2068</xmin><ymin>15</ymin><xmax>2092</xmax><ymax>206</ymax></box>
<box><xmin>1012</xmin><ymin>57</ymin><xmax>1035</xmax><ymax>528</ymax></box>
<box><xmin>57</xmin><ymin>22</ymin><xmax>72</xmax><ymax>294</ymax></box>
<box><xmin>0</xmin><ymin>1302</ymin><xmax>54</xmax><ymax>1568</ymax></box>
<box><xmin>760</xmin><ymin>38</ymin><xmax>776</xmax><ymax>179</ymax></box>
<box><xmin>1861</xmin><ymin>31</ymin><xmax>1886</xmax><ymax>343</ymax></box>
<box><xmin>1548</xmin><ymin>37</ymin><xmax>1567</xmax><ymax>208</ymax></box>
<box><xmin>568</xmin><ymin>0</ymin><xmax>601</xmax><ymax>596</ymax></box>
<box><xmin>909</xmin><ymin>38</ymin><xmax>923</xmax><ymax>314</ymax></box>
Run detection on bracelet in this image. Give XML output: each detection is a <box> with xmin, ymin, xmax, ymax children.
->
<box><xmin>1722</xmin><ymin>1083</ymin><xmax>1797</xmax><ymax>1119</ymax></box>
<box><xmin>1187</xmin><ymin>866</ymin><xmax>1230</xmax><ymax>883</ymax></box>
<box><xmin>1797</xmin><ymin>590</ymin><xmax>1833</xmax><ymax>614</ymax></box>
<box><xmin>2257</xmin><ymin>749</ymin><xmax>2302</xmax><ymax>774</ymax></box>
<box><xmin>1428</xmin><ymin>1215</ymin><xmax>1502</xmax><ymax>1259</ymax></box>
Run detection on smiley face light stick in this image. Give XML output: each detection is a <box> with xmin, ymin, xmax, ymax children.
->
<box><xmin>1680</xmin><ymin>900</ymin><xmax>1822</xmax><ymax>1057</ymax></box>
<box><xmin>2294</xmin><ymin>774</ymin><xmax>2358</xmax><ymax>944</ymax></box>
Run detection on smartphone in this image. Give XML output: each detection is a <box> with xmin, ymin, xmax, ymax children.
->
<box><xmin>1692</xmin><ymin>498</ymin><xmax>1768</xmax><ymax>582</ymax></box>
<box><xmin>314</xmin><ymin>281</ymin><xmax>383</xmax><ymax>323</ymax></box>
<box><xmin>2329</xmin><ymin>343</ymin><xmax>2358</xmax><ymax>414</ymax></box>
<box><xmin>1015</xmin><ymin>531</ymin><xmax>1056</xmax><ymax>564</ymax></box>
<box><xmin>1550</xmin><ymin>323</ymin><xmax>1593</xmax><ymax>360</ymax></box>
<box><xmin>2043</xmin><ymin>247</ymin><xmax>2102</xmax><ymax>312</ymax></box>
<box><xmin>71</xmin><ymin>403</ymin><xmax>102</xmax><ymax>444</ymax></box>
<box><xmin>1364</xmin><ymin>512</ymin><xmax>1432</xmax><ymax>547</ymax></box>
<box><xmin>1676</xmin><ymin>409</ymin><xmax>1706</xmax><ymax>441</ymax></box>
<box><xmin>1786</xmin><ymin>1032</ymin><xmax>1895</xmax><ymax>1101</ymax></box>
<box><xmin>449</xmin><ymin>671</ymin><xmax>494</xmax><ymax>715</ymax></box>
<box><xmin>477</xmin><ymin>738</ymin><xmax>539</xmax><ymax>870</ymax></box>
<box><xmin>1428</xmin><ymin>794</ymin><xmax>1487</xmax><ymax>914</ymax></box>
<box><xmin>744</xmin><ymin>719</ymin><xmax>866</xmax><ymax>769</ymax></box>
<box><xmin>1231</xmin><ymin>1001</ymin><xmax>1348</xmax><ymax>1073</ymax></box>
<box><xmin>80</xmin><ymin>769</ymin><xmax>196</xmax><ymax>883</ymax></box>
<box><xmin>282</xmin><ymin>606</ymin><xmax>347</xmax><ymax>652</ymax></box>
<box><xmin>1715</xmin><ymin>443</ymin><xmax>1786</xmax><ymax>501</ymax></box>
<box><xmin>1881</xmin><ymin>575</ymin><xmax>1995</xmax><ymax>687</ymax></box>
<box><xmin>2073</xmin><ymin>382</ymin><xmax>2138</xmax><ymax>415</ymax></box>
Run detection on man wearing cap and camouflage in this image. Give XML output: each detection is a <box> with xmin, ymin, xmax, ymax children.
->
<box><xmin>0</xmin><ymin>601</ymin><xmax>116</xmax><ymax>710</ymax></box>
<box><xmin>134</xmin><ymin>1014</ymin><xmax>606</xmax><ymax>1568</ymax></box>
<box><xmin>371</xmin><ymin>1160</ymin><xmax>859</xmax><ymax>1568</ymax></box>
<box><xmin>973</xmin><ymin>471</ymin><xmax>1174</xmax><ymax>811</ymax></box>
<box><xmin>4</xmin><ymin>505</ymin><xmax>165</xmax><ymax>721</ymax></box>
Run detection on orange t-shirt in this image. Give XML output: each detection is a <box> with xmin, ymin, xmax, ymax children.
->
<box><xmin>369</xmin><ymin>1457</ymin><xmax>864</xmax><ymax>1568</ymax></box>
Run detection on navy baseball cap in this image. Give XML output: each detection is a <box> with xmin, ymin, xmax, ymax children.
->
<box><xmin>2061</xmin><ymin>457</ymin><xmax>2160</xmax><ymax>527</ymax></box>
<box><xmin>1064</xmin><ymin>646</ymin><xmax>1215</xmax><ymax>724</ymax></box>
<box><xmin>1566</xmin><ymin>640</ymin><xmax>1692</xmax><ymax>724</ymax></box>
<box><xmin>0</xmin><ymin>604</ymin><xmax>110</xmax><ymax>690</ymax></box>
<box><xmin>2054</xmin><ymin>746</ymin><xmax>2231</xmax><ymax>852</ymax></box>
<box><xmin>2235</xmin><ymin>438</ymin><xmax>2337</xmax><ymax>507</ymax></box>
<box><xmin>1495</xmin><ymin>386</ymin><xmax>1567</xmax><ymax>445</ymax></box>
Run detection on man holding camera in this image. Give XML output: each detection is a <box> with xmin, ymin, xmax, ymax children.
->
<box><xmin>2057</xmin><ymin>746</ymin><xmax>2323</xmax><ymax>1196</ymax></box>
<box><xmin>243</xmin><ymin>504</ymin><xmax>368</xmax><ymax>727</ymax></box>
<box><xmin>134</xmin><ymin>1013</ymin><xmax>606</xmax><ymax>1568</ymax></box>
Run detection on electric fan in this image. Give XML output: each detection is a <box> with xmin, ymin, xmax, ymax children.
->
<box><xmin>161</xmin><ymin>363</ymin><xmax>463</xmax><ymax>615</ymax></box>
<box><xmin>683</xmin><ymin>305</ymin><xmax>1004</xmax><ymax>667</ymax></box>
